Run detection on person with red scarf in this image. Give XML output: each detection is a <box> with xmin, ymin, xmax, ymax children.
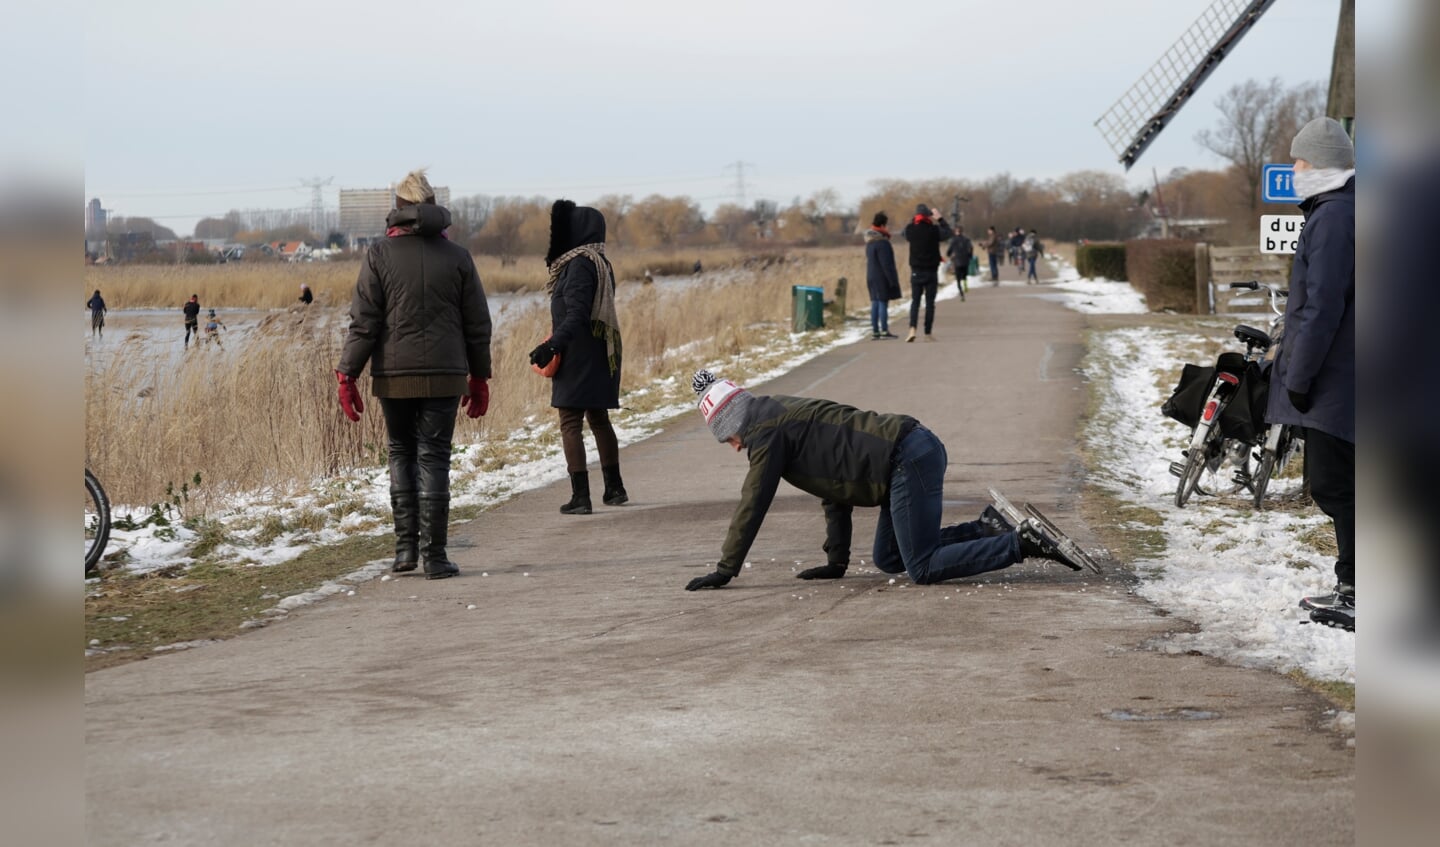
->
<box><xmin>863</xmin><ymin>211</ymin><xmax>901</xmax><ymax>339</ymax></box>
<box><xmin>901</xmin><ymin>203</ymin><xmax>953</xmax><ymax>341</ymax></box>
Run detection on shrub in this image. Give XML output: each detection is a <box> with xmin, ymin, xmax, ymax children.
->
<box><xmin>1125</xmin><ymin>239</ymin><xmax>1198</xmax><ymax>313</ymax></box>
<box><xmin>1075</xmin><ymin>243</ymin><xmax>1127</xmax><ymax>281</ymax></box>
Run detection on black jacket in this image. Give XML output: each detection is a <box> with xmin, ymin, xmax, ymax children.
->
<box><xmin>338</xmin><ymin>204</ymin><xmax>493</xmax><ymax>391</ymax></box>
<box><xmin>864</xmin><ymin>229</ymin><xmax>901</xmax><ymax>301</ymax></box>
<box><xmin>902</xmin><ymin>216</ymin><xmax>953</xmax><ymax>270</ymax></box>
<box><xmin>546</xmin><ymin>203</ymin><xmax>621</xmax><ymax>410</ymax></box>
<box><xmin>946</xmin><ymin>234</ymin><xmax>973</xmax><ymax>268</ymax></box>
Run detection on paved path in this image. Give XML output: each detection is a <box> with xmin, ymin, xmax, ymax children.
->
<box><xmin>86</xmin><ymin>260</ymin><xmax>1353</xmax><ymax>845</ymax></box>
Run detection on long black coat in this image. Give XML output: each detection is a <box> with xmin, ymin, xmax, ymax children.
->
<box><xmin>548</xmin><ymin>205</ymin><xmax>621</xmax><ymax>410</ymax></box>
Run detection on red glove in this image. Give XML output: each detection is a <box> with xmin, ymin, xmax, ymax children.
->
<box><xmin>336</xmin><ymin>370</ymin><xmax>363</xmax><ymax>421</ymax></box>
<box><xmin>461</xmin><ymin>376</ymin><xmax>489</xmax><ymax>418</ymax></box>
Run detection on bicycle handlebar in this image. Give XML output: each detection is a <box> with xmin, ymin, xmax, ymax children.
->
<box><xmin>1227</xmin><ymin>280</ymin><xmax>1259</xmax><ymax>290</ymax></box>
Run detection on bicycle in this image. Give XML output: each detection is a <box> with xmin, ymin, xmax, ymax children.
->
<box><xmin>85</xmin><ymin>468</ymin><xmax>111</xmax><ymax>574</ymax></box>
<box><xmin>1226</xmin><ymin>282</ymin><xmax>1303</xmax><ymax>509</ymax></box>
<box><xmin>1165</xmin><ymin>281</ymin><xmax>1288</xmax><ymax>508</ymax></box>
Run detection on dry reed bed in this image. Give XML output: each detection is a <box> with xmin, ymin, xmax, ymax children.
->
<box><xmin>84</xmin><ymin>247</ymin><xmax>756</xmax><ymax>308</ymax></box>
<box><xmin>86</xmin><ymin>248</ymin><xmax>864</xmax><ymax>508</ymax></box>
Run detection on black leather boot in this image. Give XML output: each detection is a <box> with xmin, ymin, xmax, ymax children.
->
<box><xmin>560</xmin><ymin>471</ymin><xmax>592</xmax><ymax>515</ymax></box>
<box><xmin>601</xmin><ymin>465</ymin><xmax>628</xmax><ymax>506</ymax></box>
<box><xmin>391</xmin><ymin>491</ymin><xmax>419</xmax><ymax>572</ymax></box>
<box><xmin>419</xmin><ymin>494</ymin><xmax>459</xmax><ymax>579</ymax></box>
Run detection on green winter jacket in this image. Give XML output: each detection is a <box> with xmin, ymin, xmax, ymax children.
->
<box><xmin>718</xmin><ymin>395</ymin><xmax>918</xmax><ymax>577</ymax></box>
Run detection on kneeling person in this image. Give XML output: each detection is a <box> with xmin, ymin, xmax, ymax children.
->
<box><xmin>685</xmin><ymin>370</ymin><xmax>1089</xmax><ymax>591</ymax></box>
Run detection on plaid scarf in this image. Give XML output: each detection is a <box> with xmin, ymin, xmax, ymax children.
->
<box><xmin>546</xmin><ymin>243</ymin><xmax>621</xmax><ymax>375</ymax></box>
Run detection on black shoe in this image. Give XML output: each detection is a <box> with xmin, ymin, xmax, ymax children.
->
<box><xmin>881</xmin><ymin>332</ymin><xmax>898</xmax><ymax>339</ymax></box>
<box><xmin>560</xmin><ymin>471</ymin><xmax>593</xmax><ymax>515</ymax></box>
<box><xmin>872</xmin><ymin>332</ymin><xmax>882</xmax><ymax>339</ymax></box>
<box><xmin>978</xmin><ymin>505</ymin><xmax>1014</xmax><ymax>537</ymax></box>
<box><xmin>1016</xmin><ymin>519</ymin><xmax>1083</xmax><ymax>571</ymax></box>
<box><xmin>601</xmin><ymin>465</ymin><xmax>628</xmax><ymax>507</ymax></box>
<box><xmin>1299</xmin><ymin>584</ymin><xmax>1354</xmax><ymax>612</ymax></box>
<box><xmin>1310</xmin><ymin>604</ymin><xmax>1354</xmax><ymax>631</ymax></box>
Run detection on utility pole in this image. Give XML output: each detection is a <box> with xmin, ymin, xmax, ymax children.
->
<box><xmin>722</xmin><ymin>161</ymin><xmax>755</xmax><ymax>207</ymax></box>
<box><xmin>298</xmin><ymin>177</ymin><xmax>333</xmax><ymax>236</ymax></box>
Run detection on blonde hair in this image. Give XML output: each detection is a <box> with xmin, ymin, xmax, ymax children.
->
<box><xmin>394</xmin><ymin>168</ymin><xmax>434</xmax><ymax>204</ymax></box>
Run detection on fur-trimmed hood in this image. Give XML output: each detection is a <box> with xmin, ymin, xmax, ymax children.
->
<box><xmin>546</xmin><ymin>199</ymin><xmax>607</xmax><ymax>265</ymax></box>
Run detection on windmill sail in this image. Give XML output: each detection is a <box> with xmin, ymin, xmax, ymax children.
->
<box><xmin>1094</xmin><ymin>0</ymin><xmax>1277</xmax><ymax>170</ymax></box>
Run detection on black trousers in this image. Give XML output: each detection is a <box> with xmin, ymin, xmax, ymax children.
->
<box><xmin>380</xmin><ymin>396</ymin><xmax>461</xmax><ymax>497</ymax></box>
<box><xmin>908</xmin><ymin>269</ymin><xmax>939</xmax><ymax>333</ymax></box>
<box><xmin>1304</xmin><ymin>427</ymin><xmax>1355</xmax><ymax>587</ymax></box>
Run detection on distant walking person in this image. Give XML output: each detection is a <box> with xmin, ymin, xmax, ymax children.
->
<box><xmin>984</xmin><ymin>226</ymin><xmax>1003</xmax><ymax>283</ymax></box>
<box><xmin>529</xmin><ymin>199</ymin><xmax>628</xmax><ymax>515</ymax></box>
<box><xmin>1009</xmin><ymin>228</ymin><xmax>1026</xmax><ymax>268</ymax></box>
<box><xmin>1023</xmin><ymin>229</ymin><xmax>1044</xmax><ymax>284</ymax></box>
<box><xmin>946</xmin><ymin>226</ymin><xmax>974</xmax><ymax>301</ymax></box>
<box><xmin>1268</xmin><ymin>117</ymin><xmax>1356</xmax><ymax>631</ymax></box>
<box><xmin>337</xmin><ymin>168</ymin><xmax>494</xmax><ymax>580</ymax></box>
<box><xmin>202</xmin><ymin>309</ymin><xmax>227</xmax><ymax>348</ymax></box>
<box><xmin>86</xmin><ymin>289</ymin><xmax>106</xmax><ymax>339</ymax></box>
<box><xmin>183</xmin><ymin>294</ymin><xmax>201</xmax><ymax>348</ymax></box>
<box><xmin>902</xmin><ymin>203</ymin><xmax>953</xmax><ymax>342</ymax></box>
<box><xmin>864</xmin><ymin>211</ymin><xmax>901</xmax><ymax>339</ymax></box>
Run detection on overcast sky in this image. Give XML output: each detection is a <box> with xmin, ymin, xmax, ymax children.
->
<box><xmin>83</xmin><ymin>0</ymin><xmax>1351</xmax><ymax>236</ymax></box>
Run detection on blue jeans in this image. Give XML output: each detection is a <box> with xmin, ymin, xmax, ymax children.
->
<box><xmin>870</xmin><ymin>299</ymin><xmax>889</xmax><ymax>334</ymax></box>
<box><xmin>873</xmin><ymin>428</ymin><xmax>1020</xmax><ymax>583</ymax></box>
<box><xmin>1026</xmin><ymin>255</ymin><xmax>1038</xmax><ymax>281</ymax></box>
<box><xmin>988</xmin><ymin>253</ymin><xmax>1000</xmax><ymax>281</ymax></box>
<box><xmin>909</xmin><ymin>270</ymin><xmax>938</xmax><ymax>333</ymax></box>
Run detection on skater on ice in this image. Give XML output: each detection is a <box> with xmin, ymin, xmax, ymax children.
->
<box><xmin>683</xmin><ymin>370</ymin><xmax>1099</xmax><ymax>591</ymax></box>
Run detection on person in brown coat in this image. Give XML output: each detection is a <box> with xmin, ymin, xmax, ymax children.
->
<box><xmin>336</xmin><ymin>168</ymin><xmax>493</xmax><ymax>579</ymax></box>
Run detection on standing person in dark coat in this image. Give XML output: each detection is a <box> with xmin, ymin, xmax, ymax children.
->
<box><xmin>86</xmin><ymin>289</ymin><xmax>106</xmax><ymax>338</ymax></box>
<box><xmin>337</xmin><ymin>168</ymin><xmax>493</xmax><ymax>580</ymax></box>
<box><xmin>529</xmin><ymin>200</ymin><xmax>627</xmax><ymax>515</ymax></box>
<box><xmin>1265</xmin><ymin>117</ymin><xmax>1356</xmax><ymax>630</ymax></box>
<box><xmin>864</xmin><ymin>211</ymin><xmax>900</xmax><ymax>339</ymax></box>
<box><xmin>946</xmin><ymin>226</ymin><xmax>974</xmax><ymax>298</ymax></box>
<box><xmin>983</xmin><ymin>226</ymin><xmax>1003</xmax><ymax>283</ymax></box>
<box><xmin>182</xmin><ymin>294</ymin><xmax>201</xmax><ymax>349</ymax></box>
<box><xmin>901</xmin><ymin>203</ymin><xmax>953</xmax><ymax>342</ymax></box>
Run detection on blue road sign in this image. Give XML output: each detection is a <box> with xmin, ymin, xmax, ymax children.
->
<box><xmin>1262</xmin><ymin>163</ymin><xmax>1299</xmax><ymax>204</ymax></box>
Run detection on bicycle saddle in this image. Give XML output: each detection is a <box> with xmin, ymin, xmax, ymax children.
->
<box><xmin>1233</xmin><ymin>325</ymin><xmax>1272</xmax><ymax>350</ymax></box>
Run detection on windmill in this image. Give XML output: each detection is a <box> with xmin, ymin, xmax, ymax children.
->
<box><xmin>1094</xmin><ymin>0</ymin><xmax>1280</xmax><ymax>171</ymax></box>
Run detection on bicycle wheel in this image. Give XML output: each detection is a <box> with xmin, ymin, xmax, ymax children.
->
<box><xmin>1175</xmin><ymin>419</ymin><xmax>1223</xmax><ymax>508</ymax></box>
<box><xmin>1194</xmin><ymin>437</ymin><xmax>1252</xmax><ymax>498</ymax></box>
<box><xmin>1250</xmin><ymin>424</ymin><xmax>1296</xmax><ymax>509</ymax></box>
<box><xmin>85</xmin><ymin>468</ymin><xmax>111</xmax><ymax>574</ymax></box>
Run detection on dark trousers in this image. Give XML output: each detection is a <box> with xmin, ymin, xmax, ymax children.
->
<box><xmin>988</xmin><ymin>253</ymin><xmax>1000</xmax><ymax>281</ymax></box>
<box><xmin>558</xmin><ymin>407</ymin><xmax>619</xmax><ymax>473</ymax></box>
<box><xmin>908</xmin><ymin>269</ymin><xmax>939</xmax><ymax>333</ymax></box>
<box><xmin>1304</xmin><ymin>427</ymin><xmax>1355</xmax><ymax>587</ymax></box>
<box><xmin>380</xmin><ymin>396</ymin><xmax>461</xmax><ymax>496</ymax></box>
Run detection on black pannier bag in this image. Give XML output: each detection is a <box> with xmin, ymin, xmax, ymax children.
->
<box><xmin>1161</xmin><ymin>352</ymin><xmax>1268</xmax><ymax>444</ymax></box>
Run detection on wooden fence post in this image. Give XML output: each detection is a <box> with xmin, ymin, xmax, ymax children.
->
<box><xmin>1194</xmin><ymin>242</ymin><xmax>1212</xmax><ymax>315</ymax></box>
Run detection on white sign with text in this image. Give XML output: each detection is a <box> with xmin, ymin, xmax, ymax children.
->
<box><xmin>1259</xmin><ymin>214</ymin><xmax>1306</xmax><ymax>254</ymax></box>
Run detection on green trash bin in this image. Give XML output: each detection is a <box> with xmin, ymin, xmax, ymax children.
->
<box><xmin>792</xmin><ymin>285</ymin><xmax>825</xmax><ymax>332</ymax></box>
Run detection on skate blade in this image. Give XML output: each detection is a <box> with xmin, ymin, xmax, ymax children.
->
<box><xmin>988</xmin><ymin>489</ymin><xmax>1103</xmax><ymax>575</ymax></box>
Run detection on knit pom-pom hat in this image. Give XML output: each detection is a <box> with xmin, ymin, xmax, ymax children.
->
<box><xmin>693</xmin><ymin>369</ymin><xmax>754</xmax><ymax>442</ymax></box>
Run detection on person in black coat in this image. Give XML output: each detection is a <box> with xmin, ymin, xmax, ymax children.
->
<box><xmin>864</xmin><ymin>211</ymin><xmax>900</xmax><ymax>338</ymax></box>
<box><xmin>1266</xmin><ymin>117</ymin><xmax>1356</xmax><ymax>629</ymax></box>
<box><xmin>530</xmin><ymin>200</ymin><xmax>627</xmax><ymax>515</ymax></box>
<box><xmin>946</xmin><ymin>226</ymin><xmax>974</xmax><ymax>292</ymax></box>
<box><xmin>901</xmin><ymin>203</ymin><xmax>953</xmax><ymax>341</ymax></box>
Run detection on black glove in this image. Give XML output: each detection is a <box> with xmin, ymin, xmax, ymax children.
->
<box><xmin>796</xmin><ymin>564</ymin><xmax>847</xmax><ymax>580</ymax></box>
<box><xmin>685</xmin><ymin>571</ymin><xmax>732</xmax><ymax>591</ymax></box>
<box><xmin>528</xmin><ymin>342</ymin><xmax>556</xmax><ymax>368</ymax></box>
<box><xmin>1288</xmin><ymin>389</ymin><xmax>1312</xmax><ymax>414</ymax></box>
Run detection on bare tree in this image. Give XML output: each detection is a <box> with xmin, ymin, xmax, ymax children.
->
<box><xmin>1196</xmin><ymin>77</ymin><xmax>1324</xmax><ymax>211</ymax></box>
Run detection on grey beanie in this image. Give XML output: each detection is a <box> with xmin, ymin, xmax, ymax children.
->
<box><xmin>693</xmin><ymin>369</ymin><xmax>755</xmax><ymax>442</ymax></box>
<box><xmin>1290</xmin><ymin>117</ymin><xmax>1354</xmax><ymax>170</ymax></box>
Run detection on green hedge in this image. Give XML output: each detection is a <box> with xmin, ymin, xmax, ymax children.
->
<box><xmin>1124</xmin><ymin>239</ymin><xmax>1197</xmax><ymax>313</ymax></box>
<box><xmin>1075</xmin><ymin>243</ymin><xmax>1127</xmax><ymax>281</ymax></box>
